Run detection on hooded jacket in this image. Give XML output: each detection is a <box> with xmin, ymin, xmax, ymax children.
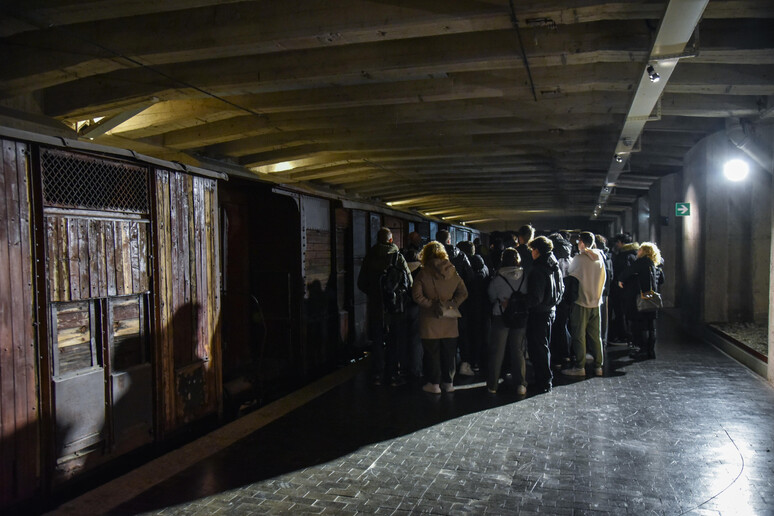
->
<box><xmin>568</xmin><ymin>248</ymin><xmax>606</xmax><ymax>308</ymax></box>
<box><xmin>527</xmin><ymin>253</ymin><xmax>562</xmax><ymax>313</ymax></box>
<box><xmin>612</xmin><ymin>242</ymin><xmax>639</xmax><ymax>281</ymax></box>
<box><xmin>357</xmin><ymin>242</ymin><xmax>412</xmax><ymax>298</ymax></box>
<box><xmin>549</xmin><ymin>235</ymin><xmax>573</xmax><ymax>278</ymax></box>
<box><xmin>412</xmin><ymin>258</ymin><xmax>468</xmax><ymax>339</ymax></box>
<box><xmin>357</xmin><ymin>242</ymin><xmax>412</xmax><ymax>336</ymax></box>
<box><xmin>619</xmin><ymin>256</ymin><xmax>665</xmax><ymax>320</ymax></box>
<box><xmin>614</xmin><ymin>242</ymin><xmax>641</xmax><ymax>302</ymax></box>
<box><xmin>446</xmin><ymin>244</ymin><xmax>473</xmax><ymax>285</ymax></box>
<box><xmin>487</xmin><ymin>265</ymin><xmax>527</xmax><ymax>316</ymax></box>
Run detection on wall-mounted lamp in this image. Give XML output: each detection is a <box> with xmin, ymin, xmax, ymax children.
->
<box><xmin>647</xmin><ymin>64</ymin><xmax>660</xmax><ymax>83</ymax></box>
<box><xmin>723</xmin><ymin>159</ymin><xmax>749</xmax><ymax>181</ymax></box>
<box><xmin>615</xmin><ymin>155</ymin><xmax>623</xmax><ymax>163</ymax></box>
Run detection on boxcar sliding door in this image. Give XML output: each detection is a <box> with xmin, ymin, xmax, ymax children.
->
<box><xmin>39</xmin><ymin>148</ymin><xmax>153</xmax><ymax>481</ymax></box>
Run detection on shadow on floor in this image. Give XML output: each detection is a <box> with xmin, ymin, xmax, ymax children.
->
<box><xmin>109</xmin><ymin>345</ymin><xmax>640</xmax><ymax>515</ymax></box>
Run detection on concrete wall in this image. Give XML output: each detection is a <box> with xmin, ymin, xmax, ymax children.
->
<box><xmin>766</xmin><ymin>126</ymin><xmax>774</xmax><ymax>386</ymax></box>
<box><xmin>681</xmin><ymin>138</ymin><xmax>708</xmax><ymax>323</ymax></box>
<box><xmin>680</xmin><ymin>131</ymin><xmax>772</xmax><ymax>326</ymax></box>
<box><xmin>651</xmin><ymin>174</ymin><xmax>680</xmax><ymax>308</ymax></box>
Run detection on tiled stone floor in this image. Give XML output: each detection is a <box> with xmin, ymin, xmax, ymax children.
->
<box><xmin>55</xmin><ymin>314</ymin><xmax>774</xmax><ymax>515</ymax></box>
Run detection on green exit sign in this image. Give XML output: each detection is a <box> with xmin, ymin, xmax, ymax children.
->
<box><xmin>675</xmin><ymin>202</ymin><xmax>691</xmax><ymax>216</ymax></box>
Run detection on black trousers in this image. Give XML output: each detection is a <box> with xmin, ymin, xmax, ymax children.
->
<box><xmin>549</xmin><ymin>301</ymin><xmax>571</xmax><ymax>364</ymax></box>
<box><xmin>527</xmin><ymin>310</ymin><xmax>555</xmax><ymax>390</ymax></box>
<box><xmin>422</xmin><ymin>338</ymin><xmax>457</xmax><ymax>385</ymax></box>
<box><xmin>609</xmin><ymin>287</ymin><xmax>631</xmax><ymax>341</ymax></box>
<box><xmin>632</xmin><ymin>316</ymin><xmax>657</xmax><ymax>357</ymax></box>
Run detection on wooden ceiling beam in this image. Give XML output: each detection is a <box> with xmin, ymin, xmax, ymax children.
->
<box><xmin>158</xmin><ymin>94</ymin><xmax>635</xmax><ymax>149</ymax></box>
<box><xmin>6</xmin><ymin>0</ymin><xmax>770</xmax><ymax>40</ymax></box>
<box><xmin>667</xmin><ymin>64</ymin><xmax>774</xmax><ymax>96</ymax></box>
<box><xmin>31</xmin><ymin>22</ymin><xmax>658</xmax><ymax>114</ymax></box>
<box><xmin>2</xmin><ymin>1</ymin><xmax>514</xmax><ymax>86</ymax></box>
<box><xmin>1</xmin><ymin>1</ymin><xmax>249</xmax><ymax>37</ymax></box>
<box><xmin>162</xmin><ymin>86</ymin><xmax>755</xmax><ymax>152</ymax></box>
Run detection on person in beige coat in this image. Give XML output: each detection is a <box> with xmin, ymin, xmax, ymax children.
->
<box><xmin>412</xmin><ymin>241</ymin><xmax>468</xmax><ymax>394</ymax></box>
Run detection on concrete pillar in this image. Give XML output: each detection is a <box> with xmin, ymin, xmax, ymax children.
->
<box><xmin>636</xmin><ymin>196</ymin><xmax>649</xmax><ymax>243</ymax></box>
<box><xmin>681</xmin><ymin>138</ymin><xmax>707</xmax><ymax>323</ymax></box>
<box><xmin>657</xmin><ymin>174</ymin><xmax>680</xmax><ymax>309</ymax></box>
<box><xmin>767</xmin><ymin>127</ymin><xmax>774</xmax><ymax>385</ymax></box>
<box><xmin>622</xmin><ymin>207</ymin><xmax>633</xmax><ymax>236</ymax></box>
<box><xmin>769</xmin><ymin>175</ymin><xmax>774</xmax><ymax>384</ymax></box>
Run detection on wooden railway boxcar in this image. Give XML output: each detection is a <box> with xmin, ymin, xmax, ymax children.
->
<box><xmin>0</xmin><ymin>127</ymin><xmax>479</xmax><ymax>511</ymax></box>
<box><xmin>0</xmin><ymin>128</ymin><xmax>224</xmax><ymax>508</ymax></box>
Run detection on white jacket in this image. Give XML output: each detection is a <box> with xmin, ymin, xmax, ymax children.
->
<box><xmin>568</xmin><ymin>249</ymin><xmax>606</xmax><ymax>308</ymax></box>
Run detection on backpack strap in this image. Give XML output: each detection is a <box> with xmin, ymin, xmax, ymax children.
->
<box><xmin>497</xmin><ymin>273</ymin><xmax>525</xmax><ymax>314</ymax></box>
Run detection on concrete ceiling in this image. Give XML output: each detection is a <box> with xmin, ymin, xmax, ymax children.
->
<box><xmin>1</xmin><ymin>0</ymin><xmax>773</xmax><ymax>230</ymax></box>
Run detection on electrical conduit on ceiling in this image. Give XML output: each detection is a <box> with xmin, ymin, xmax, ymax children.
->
<box><xmin>593</xmin><ymin>0</ymin><xmax>710</xmax><ymax>219</ymax></box>
<box><xmin>725</xmin><ymin>118</ymin><xmax>774</xmax><ymax>175</ymax></box>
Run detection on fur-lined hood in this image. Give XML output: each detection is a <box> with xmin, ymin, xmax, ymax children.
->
<box><xmin>620</xmin><ymin>242</ymin><xmax>640</xmax><ymax>253</ymax></box>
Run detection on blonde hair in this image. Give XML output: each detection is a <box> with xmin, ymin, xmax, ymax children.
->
<box><xmin>639</xmin><ymin>242</ymin><xmax>662</xmax><ymax>266</ymax></box>
<box><xmin>420</xmin><ymin>241</ymin><xmax>448</xmax><ymax>266</ymax></box>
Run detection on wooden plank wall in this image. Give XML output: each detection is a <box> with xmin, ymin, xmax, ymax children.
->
<box><xmin>153</xmin><ymin>169</ymin><xmax>221</xmax><ymax>431</ymax></box>
<box><xmin>45</xmin><ymin>216</ymin><xmax>149</xmax><ymax>301</ymax></box>
<box><xmin>0</xmin><ymin>139</ymin><xmax>38</xmax><ymax>507</ymax></box>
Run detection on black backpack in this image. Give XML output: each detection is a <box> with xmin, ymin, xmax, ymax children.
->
<box><xmin>499</xmin><ymin>274</ymin><xmax>528</xmax><ymax>329</ymax></box>
<box><xmin>380</xmin><ymin>253</ymin><xmax>410</xmax><ymax>314</ymax></box>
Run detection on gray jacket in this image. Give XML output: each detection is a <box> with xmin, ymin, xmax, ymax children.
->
<box><xmin>487</xmin><ymin>266</ymin><xmax>527</xmax><ymax>316</ymax></box>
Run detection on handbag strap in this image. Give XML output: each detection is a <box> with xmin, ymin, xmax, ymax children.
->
<box><xmin>640</xmin><ymin>263</ymin><xmax>657</xmax><ymax>295</ymax></box>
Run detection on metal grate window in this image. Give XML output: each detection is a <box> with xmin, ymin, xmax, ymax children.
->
<box><xmin>41</xmin><ymin>148</ymin><xmax>149</xmax><ymax>213</ymax></box>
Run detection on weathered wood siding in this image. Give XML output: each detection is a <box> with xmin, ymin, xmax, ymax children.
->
<box><xmin>45</xmin><ymin>216</ymin><xmax>149</xmax><ymax>301</ymax></box>
<box><xmin>153</xmin><ymin>169</ymin><xmax>221</xmax><ymax>431</ymax></box>
<box><xmin>0</xmin><ymin>139</ymin><xmax>38</xmax><ymax>506</ymax></box>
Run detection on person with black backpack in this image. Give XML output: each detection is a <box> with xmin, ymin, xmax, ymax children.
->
<box><xmin>486</xmin><ymin>248</ymin><xmax>528</xmax><ymax>395</ymax></box>
<box><xmin>525</xmin><ymin>236</ymin><xmax>564</xmax><ymax>394</ymax></box>
<box><xmin>357</xmin><ymin>227</ymin><xmax>413</xmax><ymax>386</ymax></box>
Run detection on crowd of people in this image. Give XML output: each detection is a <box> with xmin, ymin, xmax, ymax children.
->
<box><xmin>357</xmin><ymin>225</ymin><xmax>665</xmax><ymax>395</ymax></box>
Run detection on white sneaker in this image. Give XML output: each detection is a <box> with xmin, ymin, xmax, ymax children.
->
<box><xmin>595</xmin><ymin>367</ymin><xmax>604</xmax><ymax>377</ymax></box>
<box><xmin>458</xmin><ymin>362</ymin><xmax>475</xmax><ymax>376</ymax></box>
<box><xmin>562</xmin><ymin>367</ymin><xmax>586</xmax><ymax>377</ymax></box>
<box><xmin>422</xmin><ymin>383</ymin><xmax>441</xmax><ymax>394</ymax></box>
<box><xmin>516</xmin><ymin>385</ymin><xmax>527</xmax><ymax>395</ymax></box>
<box><xmin>441</xmin><ymin>382</ymin><xmax>455</xmax><ymax>393</ymax></box>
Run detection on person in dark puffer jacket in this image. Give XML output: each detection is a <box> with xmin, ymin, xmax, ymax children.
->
<box><xmin>619</xmin><ymin>242</ymin><xmax>665</xmax><ymax>360</ymax></box>
<box><xmin>457</xmin><ymin>240</ymin><xmax>490</xmax><ymax>375</ymax></box>
<box><xmin>526</xmin><ymin>236</ymin><xmax>562</xmax><ymax>393</ymax></box>
<box><xmin>610</xmin><ymin>234</ymin><xmax>639</xmax><ymax>344</ymax></box>
<box><xmin>548</xmin><ymin>233</ymin><xmax>573</xmax><ymax>369</ymax></box>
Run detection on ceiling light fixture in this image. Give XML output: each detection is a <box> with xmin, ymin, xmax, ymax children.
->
<box><xmin>615</xmin><ymin>155</ymin><xmax>623</xmax><ymax>163</ymax></box>
<box><xmin>723</xmin><ymin>159</ymin><xmax>749</xmax><ymax>181</ymax></box>
<box><xmin>647</xmin><ymin>64</ymin><xmax>660</xmax><ymax>83</ymax></box>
